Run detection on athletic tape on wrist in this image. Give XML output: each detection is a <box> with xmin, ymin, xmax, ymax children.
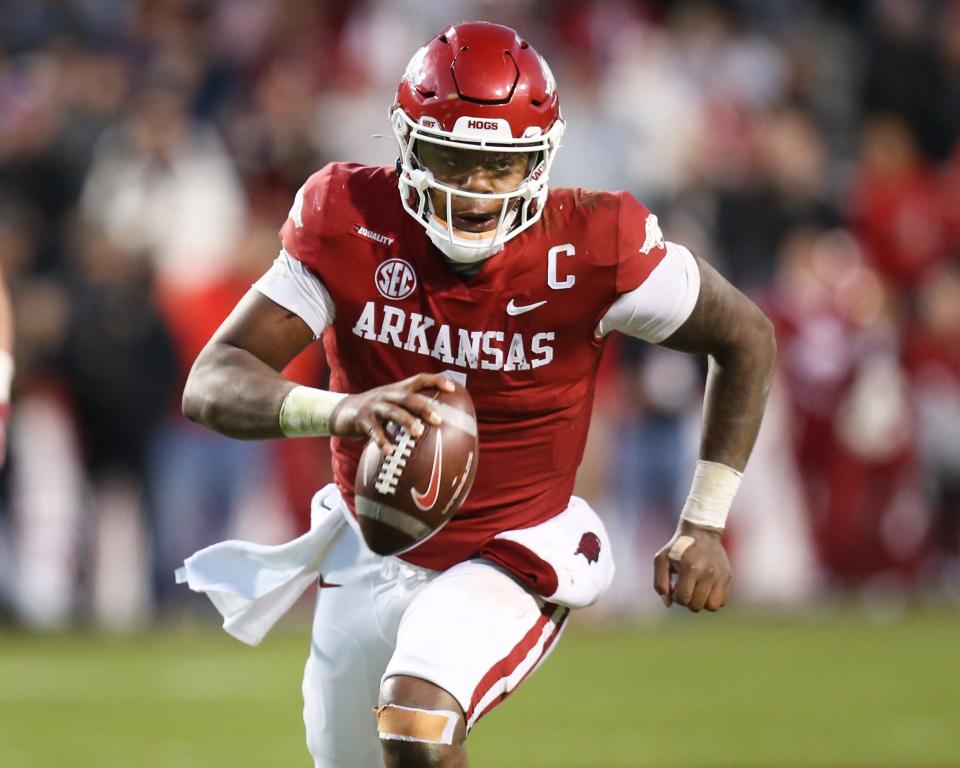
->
<box><xmin>667</xmin><ymin>535</ymin><xmax>696</xmax><ymax>563</ymax></box>
<box><xmin>679</xmin><ymin>460</ymin><xmax>742</xmax><ymax>530</ymax></box>
<box><xmin>278</xmin><ymin>386</ymin><xmax>347</xmax><ymax>437</ymax></box>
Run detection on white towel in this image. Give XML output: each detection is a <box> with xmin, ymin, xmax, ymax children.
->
<box><xmin>175</xmin><ymin>484</ymin><xmax>346</xmax><ymax>646</ymax></box>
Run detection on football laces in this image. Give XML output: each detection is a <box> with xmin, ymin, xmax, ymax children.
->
<box><xmin>374</xmin><ymin>426</ymin><xmax>416</xmax><ymax>495</ymax></box>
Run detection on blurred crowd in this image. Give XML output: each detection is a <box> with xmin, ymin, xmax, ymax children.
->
<box><xmin>0</xmin><ymin>0</ymin><xmax>958</xmax><ymax>629</ymax></box>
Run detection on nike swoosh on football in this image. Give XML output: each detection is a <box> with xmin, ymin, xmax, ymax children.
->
<box><xmin>506</xmin><ymin>299</ymin><xmax>548</xmax><ymax>316</ymax></box>
<box><xmin>411</xmin><ymin>432</ymin><xmax>443</xmax><ymax>512</ymax></box>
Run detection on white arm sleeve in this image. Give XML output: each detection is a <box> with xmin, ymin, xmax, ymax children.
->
<box><xmin>253</xmin><ymin>249</ymin><xmax>336</xmax><ymax>339</ymax></box>
<box><xmin>596</xmin><ymin>241</ymin><xmax>701</xmax><ymax>343</ymax></box>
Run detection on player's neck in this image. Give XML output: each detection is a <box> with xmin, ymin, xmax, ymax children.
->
<box><xmin>436</xmin><ymin>250</ymin><xmax>488</xmax><ymax>279</ymax></box>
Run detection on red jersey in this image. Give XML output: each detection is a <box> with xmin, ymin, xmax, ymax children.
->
<box><xmin>279</xmin><ymin>162</ymin><xmax>666</xmax><ymax>570</ymax></box>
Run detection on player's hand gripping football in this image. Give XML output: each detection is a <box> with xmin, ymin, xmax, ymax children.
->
<box><xmin>653</xmin><ymin>521</ymin><xmax>732</xmax><ymax>612</ymax></box>
<box><xmin>329</xmin><ymin>373</ymin><xmax>455</xmax><ymax>454</ymax></box>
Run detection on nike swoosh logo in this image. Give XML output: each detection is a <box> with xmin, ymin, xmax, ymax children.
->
<box><xmin>506</xmin><ymin>299</ymin><xmax>547</xmax><ymax>316</ymax></box>
<box><xmin>411</xmin><ymin>432</ymin><xmax>443</xmax><ymax>512</ymax></box>
<box><xmin>318</xmin><ymin>576</ymin><xmax>342</xmax><ymax>588</ymax></box>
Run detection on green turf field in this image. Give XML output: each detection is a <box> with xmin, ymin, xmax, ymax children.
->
<box><xmin>1</xmin><ymin>610</ymin><xmax>958</xmax><ymax>767</ymax></box>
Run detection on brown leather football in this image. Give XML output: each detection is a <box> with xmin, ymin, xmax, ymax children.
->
<box><xmin>354</xmin><ymin>380</ymin><xmax>478</xmax><ymax>555</ymax></box>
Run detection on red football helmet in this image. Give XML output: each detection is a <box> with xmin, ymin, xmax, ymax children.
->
<box><xmin>390</xmin><ymin>22</ymin><xmax>564</xmax><ymax>263</ymax></box>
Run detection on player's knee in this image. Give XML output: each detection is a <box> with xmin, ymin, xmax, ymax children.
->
<box><xmin>377</xmin><ymin>705</ymin><xmax>465</xmax><ymax>768</ymax></box>
<box><xmin>377</xmin><ymin>675</ymin><xmax>466</xmax><ymax>767</ymax></box>
<box><xmin>380</xmin><ymin>735</ymin><xmax>455</xmax><ymax>768</ymax></box>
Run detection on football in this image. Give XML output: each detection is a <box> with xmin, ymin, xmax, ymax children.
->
<box><xmin>354</xmin><ymin>380</ymin><xmax>479</xmax><ymax>555</ymax></box>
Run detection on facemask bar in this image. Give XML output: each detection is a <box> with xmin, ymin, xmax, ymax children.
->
<box><xmin>391</xmin><ymin>107</ymin><xmax>564</xmax><ymax>261</ymax></box>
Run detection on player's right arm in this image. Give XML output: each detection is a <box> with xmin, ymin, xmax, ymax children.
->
<box><xmin>183</xmin><ymin>168</ymin><xmax>451</xmax><ymax>449</ymax></box>
<box><xmin>186</xmin><ymin>166</ymin><xmax>454</xmax><ymax>445</ymax></box>
<box><xmin>181</xmin><ymin>289</ymin><xmax>313</xmax><ymax>439</ymax></box>
<box><xmin>181</xmin><ymin>285</ymin><xmax>449</xmax><ymax>449</ymax></box>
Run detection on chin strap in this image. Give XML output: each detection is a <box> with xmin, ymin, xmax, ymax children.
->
<box><xmin>426</xmin><ymin>223</ymin><xmax>502</xmax><ymax>264</ymax></box>
<box><xmin>408</xmin><ymin>167</ymin><xmax>432</xmax><ymax>193</ymax></box>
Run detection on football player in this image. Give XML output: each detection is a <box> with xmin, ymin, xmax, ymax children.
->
<box><xmin>182</xmin><ymin>22</ymin><xmax>776</xmax><ymax>768</ymax></box>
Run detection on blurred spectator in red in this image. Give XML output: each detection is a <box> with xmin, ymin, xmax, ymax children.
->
<box><xmin>938</xmin><ymin>140</ymin><xmax>960</xmax><ymax>255</ymax></box>
<box><xmin>904</xmin><ymin>264</ymin><xmax>960</xmax><ymax>585</ymax></box>
<box><xmin>771</xmin><ymin>227</ymin><xmax>923</xmax><ymax>587</ymax></box>
<box><xmin>847</xmin><ymin>114</ymin><xmax>947</xmax><ymax>292</ymax></box>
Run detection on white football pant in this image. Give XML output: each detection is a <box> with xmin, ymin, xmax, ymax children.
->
<box><xmin>303</xmin><ymin>505</ymin><xmax>583</xmax><ymax>767</ymax></box>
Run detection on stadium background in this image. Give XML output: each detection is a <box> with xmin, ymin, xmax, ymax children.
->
<box><xmin>0</xmin><ymin>0</ymin><xmax>958</xmax><ymax>765</ymax></box>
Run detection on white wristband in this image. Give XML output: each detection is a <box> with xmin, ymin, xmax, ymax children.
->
<box><xmin>680</xmin><ymin>460</ymin><xmax>742</xmax><ymax>531</ymax></box>
<box><xmin>0</xmin><ymin>350</ymin><xmax>13</xmax><ymax>402</ymax></box>
<box><xmin>278</xmin><ymin>386</ymin><xmax>347</xmax><ymax>437</ymax></box>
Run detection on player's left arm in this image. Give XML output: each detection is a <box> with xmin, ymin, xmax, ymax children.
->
<box><xmin>652</xmin><ymin>255</ymin><xmax>777</xmax><ymax>612</ymax></box>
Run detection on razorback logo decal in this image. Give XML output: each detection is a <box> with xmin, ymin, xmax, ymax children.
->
<box><xmin>575</xmin><ymin>532</ymin><xmax>601</xmax><ymax>564</ymax></box>
<box><xmin>639</xmin><ymin>213</ymin><xmax>665</xmax><ymax>255</ymax></box>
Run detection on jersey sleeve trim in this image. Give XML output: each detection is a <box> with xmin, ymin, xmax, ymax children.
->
<box><xmin>596</xmin><ymin>241</ymin><xmax>701</xmax><ymax>343</ymax></box>
<box><xmin>252</xmin><ymin>249</ymin><xmax>336</xmax><ymax>339</ymax></box>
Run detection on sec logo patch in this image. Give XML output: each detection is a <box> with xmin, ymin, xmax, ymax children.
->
<box><xmin>375</xmin><ymin>259</ymin><xmax>417</xmax><ymax>300</ymax></box>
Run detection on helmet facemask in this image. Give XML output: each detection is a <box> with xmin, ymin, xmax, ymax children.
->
<box><xmin>391</xmin><ymin>107</ymin><xmax>564</xmax><ymax>263</ymax></box>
